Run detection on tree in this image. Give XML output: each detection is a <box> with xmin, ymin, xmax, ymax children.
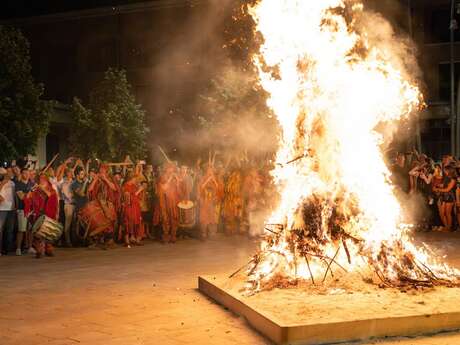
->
<box><xmin>69</xmin><ymin>68</ymin><xmax>148</xmax><ymax>161</ymax></box>
<box><xmin>195</xmin><ymin>65</ymin><xmax>277</xmax><ymax>157</ymax></box>
<box><xmin>192</xmin><ymin>1</ymin><xmax>277</xmax><ymax>158</ymax></box>
<box><xmin>0</xmin><ymin>25</ymin><xmax>53</xmax><ymax>160</ymax></box>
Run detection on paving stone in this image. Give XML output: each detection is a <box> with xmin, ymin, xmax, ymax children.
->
<box><xmin>0</xmin><ymin>233</ymin><xmax>459</xmax><ymax>345</ymax></box>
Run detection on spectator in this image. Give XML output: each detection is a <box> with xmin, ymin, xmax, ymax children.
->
<box><xmin>392</xmin><ymin>152</ymin><xmax>409</xmax><ymax>193</ymax></box>
<box><xmin>434</xmin><ymin>165</ymin><xmax>456</xmax><ymax>232</ymax></box>
<box><xmin>60</xmin><ymin>168</ymin><xmax>75</xmax><ymax>247</ymax></box>
<box><xmin>71</xmin><ymin>166</ymin><xmax>89</xmax><ymax>244</ymax></box>
<box><xmin>139</xmin><ymin>180</ymin><xmax>151</xmax><ymax>238</ymax></box>
<box><xmin>0</xmin><ymin>167</ymin><xmax>16</xmax><ymax>255</ymax></box>
<box><xmin>71</xmin><ymin>166</ymin><xmax>88</xmax><ymax>214</ymax></box>
<box><xmin>15</xmin><ymin>168</ymin><xmax>34</xmax><ymax>255</ymax></box>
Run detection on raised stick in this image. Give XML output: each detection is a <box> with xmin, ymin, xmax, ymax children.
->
<box><xmin>107</xmin><ymin>162</ymin><xmax>134</xmax><ymax>167</ymax></box>
<box><xmin>158</xmin><ymin>145</ymin><xmax>171</xmax><ymax>163</ymax></box>
<box><xmin>40</xmin><ymin>154</ymin><xmax>59</xmax><ymax>174</ymax></box>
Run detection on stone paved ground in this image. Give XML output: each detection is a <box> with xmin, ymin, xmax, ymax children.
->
<box><xmin>0</xmin><ymin>232</ymin><xmax>460</xmax><ymax>345</ymax></box>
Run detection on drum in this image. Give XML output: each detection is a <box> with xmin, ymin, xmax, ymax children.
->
<box><xmin>178</xmin><ymin>200</ymin><xmax>195</xmax><ymax>228</ymax></box>
<box><xmin>32</xmin><ymin>215</ymin><xmax>63</xmax><ymax>242</ymax></box>
<box><xmin>79</xmin><ymin>200</ymin><xmax>116</xmax><ymax>238</ymax></box>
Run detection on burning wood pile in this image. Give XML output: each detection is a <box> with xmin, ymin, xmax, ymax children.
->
<box><xmin>237</xmin><ymin>0</ymin><xmax>460</xmax><ymax>294</ymax></box>
<box><xmin>241</xmin><ymin>193</ymin><xmax>460</xmax><ymax>293</ymax></box>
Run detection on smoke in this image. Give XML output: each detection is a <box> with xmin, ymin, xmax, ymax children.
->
<box><xmin>351</xmin><ymin>1</ymin><xmax>428</xmax><ymax>223</ymax></box>
<box><xmin>360</xmin><ymin>1</ymin><xmax>422</xmax><ymax>88</ymax></box>
<box><xmin>141</xmin><ymin>0</ymin><xmax>277</xmax><ymax>165</ymax></box>
<box><xmin>142</xmin><ymin>0</ymin><xmax>425</xmax><ymax>170</ymax></box>
<box><xmin>358</xmin><ymin>0</ymin><xmax>424</xmax><ymax>153</ymax></box>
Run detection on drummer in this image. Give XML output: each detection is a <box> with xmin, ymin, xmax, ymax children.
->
<box><xmin>26</xmin><ymin>174</ymin><xmax>59</xmax><ymax>258</ymax></box>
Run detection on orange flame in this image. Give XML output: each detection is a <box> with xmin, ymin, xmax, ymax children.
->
<box><xmin>246</xmin><ymin>0</ymin><xmax>460</xmax><ymax>291</ymax></box>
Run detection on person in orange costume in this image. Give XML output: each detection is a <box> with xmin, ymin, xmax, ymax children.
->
<box><xmin>86</xmin><ymin>164</ymin><xmax>117</xmax><ymax>246</ymax></box>
<box><xmin>242</xmin><ymin>167</ymin><xmax>264</xmax><ymax>238</ymax></box>
<box><xmin>157</xmin><ymin>163</ymin><xmax>180</xmax><ymax>243</ymax></box>
<box><xmin>198</xmin><ymin>165</ymin><xmax>219</xmax><ymax>240</ymax></box>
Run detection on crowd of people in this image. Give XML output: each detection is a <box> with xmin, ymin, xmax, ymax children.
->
<box><xmin>0</xmin><ymin>154</ymin><xmax>271</xmax><ymax>258</ymax></box>
<box><xmin>3</xmin><ymin>148</ymin><xmax>457</xmax><ymax>259</ymax></box>
<box><xmin>391</xmin><ymin>150</ymin><xmax>460</xmax><ymax>232</ymax></box>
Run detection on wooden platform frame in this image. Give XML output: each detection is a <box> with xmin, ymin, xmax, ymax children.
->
<box><xmin>198</xmin><ymin>275</ymin><xmax>460</xmax><ymax>345</ymax></box>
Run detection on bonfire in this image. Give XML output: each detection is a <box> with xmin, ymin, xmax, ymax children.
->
<box><xmin>241</xmin><ymin>0</ymin><xmax>460</xmax><ymax>293</ymax></box>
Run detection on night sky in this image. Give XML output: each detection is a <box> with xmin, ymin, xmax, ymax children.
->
<box><xmin>1</xmin><ymin>0</ymin><xmax>156</xmax><ymax>20</ymax></box>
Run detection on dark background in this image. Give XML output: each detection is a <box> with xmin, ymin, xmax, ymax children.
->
<box><xmin>1</xmin><ymin>0</ymin><xmax>459</xmax><ymax>160</ymax></box>
<box><xmin>1</xmin><ymin>0</ymin><xmax>152</xmax><ymax>20</ymax></box>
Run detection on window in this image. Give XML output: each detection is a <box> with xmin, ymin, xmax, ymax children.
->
<box><xmin>425</xmin><ymin>7</ymin><xmax>460</xmax><ymax>44</ymax></box>
<box><xmin>421</xmin><ymin>119</ymin><xmax>451</xmax><ymax>160</ymax></box>
<box><xmin>438</xmin><ymin>63</ymin><xmax>460</xmax><ymax>102</ymax></box>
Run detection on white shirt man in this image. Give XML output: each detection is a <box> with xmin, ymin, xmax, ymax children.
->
<box><xmin>0</xmin><ymin>177</ymin><xmax>15</xmax><ymax>211</ymax></box>
<box><xmin>0</xmin><ymin>168</ymin><xmax>16</xmax><ymax>256</ymax></box>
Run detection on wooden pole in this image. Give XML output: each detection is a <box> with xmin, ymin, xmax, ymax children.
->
<box><xmin>40</xmin><ymin>154</ymin><xmax>59</xmax><ymax>174</ymax></box>
<box><xmin>158</xmin><ymin>145</ymin><xmax>171</xmax><ymax>163</ymax></box>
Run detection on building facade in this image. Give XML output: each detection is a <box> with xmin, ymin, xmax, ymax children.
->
<box><xmin>4</xmin><ymin>0</ymin><xmax>460</xmax><ymax>162</ymax></box>
<box><xmin>409</xmin><ymin>0</ymin><xmax>460</xmax><ymax>159</ymax></box>
<box><xmin>4</xmin><ymin>0</ymin><xmax>228</xmax><ymax>164</ymax></box>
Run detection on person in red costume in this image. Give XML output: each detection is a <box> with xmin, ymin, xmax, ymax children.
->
<box><xmin>25</xmin><ymin>174</ymin><xmax>59</xmax><ymax>258</ymax></box>
<box><xmin>122</xmin><ymin>173</ymin><xmax>144</xmax><ymax>247</ymax></box>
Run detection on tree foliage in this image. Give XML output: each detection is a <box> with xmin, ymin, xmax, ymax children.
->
<box><xmin>0</xmin><ymin>25</ymin><xmax>52</xmax><ymax>160</ymax></box>
<box><xmin>193</xmin><ymin>2</ymin><xmax>277</xmax><ymax>157</ymax></box>
<box><xmin>69</xmin><ymin>68</ymin><xmax>148</xmax><ymax>161</ymax></box>
<box><xmin>196</xmin><ymin>66</ymin><xmax>277</xmax><ymax>156</ymax></box>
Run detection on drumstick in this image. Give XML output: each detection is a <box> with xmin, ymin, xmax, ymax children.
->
<box><xmin>41</xmin><ymin>154</ymin><xmax>59</xmax><ymax>175</ymax></box>
<box><xmin>107</xmin><ymin>162</ymin><xmax>134</xmax><ymax>167</ymax></box>
<box><xmin>158</xmin><ymin>145</ymin><xmax>171</xmax><ymax>163</ymax></box>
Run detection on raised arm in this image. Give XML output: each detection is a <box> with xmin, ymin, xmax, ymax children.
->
<box><xmin>419</xmin><ymin>172</ymin><xmax>433</xmax><ymax>185</ymax></box>
<box><xmin>73</xmin><ymin>159</ymin><xmax>84</xmax><ymax>175</ymax></box>
<box><xmin>0</xmin><ymin>180</ymin><xmax>6</xmax><ymax>203</ymax></box>
<box><xmin>56</xmin><ymin>160</ymin><xmax>70</xmax><ymax>181</ymax></box>
<box><xmin>85</xmin><ymin>159</ymin><xmax>91</xmax><ymax>175</ymax></box>
<box><xmin>435</xmin><ymin>179</ymin><xmax>456</xmax><ymax>193</ymax></box>
<box><xmin>101</xmin><ymin>174</ymin><xmax>117</xmax><ymax>191</ymax></box>
<box><xmin>87</xmin><ymin>175</ymin><xmax>99</xmax><ymax>194</ymax></box>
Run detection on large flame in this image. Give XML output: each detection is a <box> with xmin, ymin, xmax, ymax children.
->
<box><xmin>246</xmin><ymin>0</ymin><xmax>460</xmax><ymax>291</ymax></box>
